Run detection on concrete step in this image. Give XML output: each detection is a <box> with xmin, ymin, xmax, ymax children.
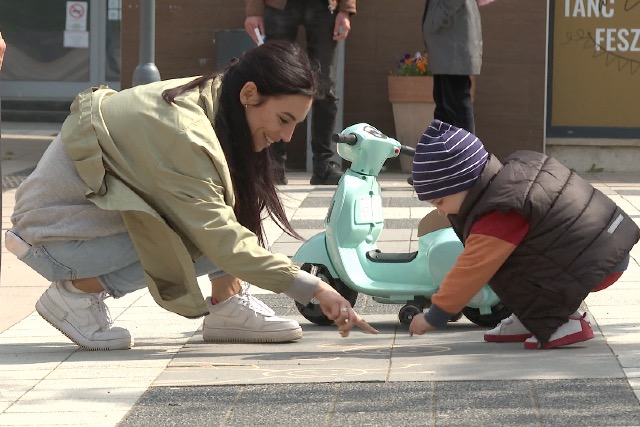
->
<box><xmin>1</xmin><ymin>100</ymin><xmax>69</xmax><ymax>123</ymax></box>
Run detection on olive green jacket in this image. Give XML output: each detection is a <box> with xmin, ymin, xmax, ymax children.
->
<box><xmin>245</xmin><ymin>0</ymin><xmax>356</xmax><ymax>16</ymax></box>
<box><xmin>60</xmin><ymin>77</ymin><xmax>315</xmax><ymax>318</ymax></box>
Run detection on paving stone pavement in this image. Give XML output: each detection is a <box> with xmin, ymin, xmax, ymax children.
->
<box><xmin>1</xmin><ymin>123</ymin><xmax>639</xmax><ymax>426</ymax></box>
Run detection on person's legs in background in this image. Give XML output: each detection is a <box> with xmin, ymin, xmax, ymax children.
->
<box><xmin>303</xmin><ymin>0</ymin><xmax>342</xmax><ymax>185</ymax></box>
<box><xmin>268</xmin><ymin>141</ymin><xmax>288</xmax><ymax>185</ymax></box>
<box><xmin>432</xmin><ymin>74</ymin><xmax>475</xmax><ymax>133</ymax></box>
<box><xmin>409</xmin><ymin>74</ymin><xmax>475</xmax><ymax>185</ymax></box>
<box><xmin>265</xmin><ymin>0</ymin><xmax>343</xmax><ymax>185</ymax></box>
<box><xmin>264</xmin><ymin>3</ymin><xmax>303</xmax><ymax>185</ymax></box>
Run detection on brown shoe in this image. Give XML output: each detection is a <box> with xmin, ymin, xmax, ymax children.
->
<box><xmin>274</xmin><ymin>168</ymin><xmax>288</xmax><ymax>185</ymax></box>
<box><xmin>310</xmin><ymin>161</ymin><xmax>343</xmax><ymax>185</ymax></box>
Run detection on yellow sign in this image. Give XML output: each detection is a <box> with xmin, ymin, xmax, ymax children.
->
<box><xmin>550</xmin><ymin>0</ymin><xmax>640</xmax><ymax>134</ymax></box>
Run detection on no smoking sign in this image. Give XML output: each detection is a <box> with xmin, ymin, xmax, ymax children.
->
<box><xmin>66</xmin><ymin>1</ymin><xmax>88</xmax><ymax>31</ymax></box>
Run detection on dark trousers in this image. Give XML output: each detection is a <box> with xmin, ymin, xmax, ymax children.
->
<box><xmin>264</xmin><ymin>0</ymin><xmax>339</xmax><ymax>170</ymax></box>
<box><xmin>433</xmin><ymin>74</ymin><xmax>475</xmax><ymax>133</ymax></box>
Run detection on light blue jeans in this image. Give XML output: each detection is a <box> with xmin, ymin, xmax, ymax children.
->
<box><xmin>9</xmin><ymin>231</ymin><xmax>222</xmax><ymax>297</ymax></box>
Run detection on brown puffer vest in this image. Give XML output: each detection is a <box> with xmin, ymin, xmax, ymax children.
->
<box><xmin>449</xmin><ymin>151</ymin><xmax>640</xmax><ymax>343</ymax></box>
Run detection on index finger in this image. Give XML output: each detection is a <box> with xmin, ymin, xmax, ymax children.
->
<box><xmin>354</xmin><ymin>317</ymin><xmax>378</xmax><ymax>334</ymax></box>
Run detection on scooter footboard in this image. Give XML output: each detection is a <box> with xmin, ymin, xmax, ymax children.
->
<box><xmin>291</xmin><ymin>232</ymin><xmax>339</xmax><ymax>278</ymax></box>
<box><xmin>422</xmin><ymin>228</ymin><xmax>464</xmax><ymax>286</ymax></box>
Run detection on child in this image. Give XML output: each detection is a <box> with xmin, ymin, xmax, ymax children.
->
<box><xmin>408</xmin><ymin>119</ymin><xmax>639</xmax><ymax>349</ymax></box>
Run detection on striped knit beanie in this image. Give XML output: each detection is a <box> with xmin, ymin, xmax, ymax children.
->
<box><xmin>412</xmin><ymin>120</ymin><xmax>488</xmax><ymax>201</ymax></box>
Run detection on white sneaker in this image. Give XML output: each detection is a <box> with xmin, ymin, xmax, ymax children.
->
<box><xmin>35</xmin><ymin>281</ymin><xmax>132</xmax><ymax>350</ymax></box>
<box><xmin>484</xmin><ymin>313</ymin><xmax>533</xmax><ymax>343</ymax></box>
<box><xmin>238</xmin><ymin>282</ymin><xmax>275</xmax><ymax>316</ymax></box>
<box><xmin>524</xmin><ymin>312</ymin><xmax>594</xmax><ymax>350</ymax></box>
<box><xmin>203</xmin><ymin>282</ymin><xmax>302</xmax><ymax>343</ymax></box>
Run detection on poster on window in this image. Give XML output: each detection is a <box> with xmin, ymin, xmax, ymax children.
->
<box><xmin>64</xmin><ymin>1</ymin><xmax>89</xmax><ymax>48</ymax></box>
<box><xmin>548</xmin><ymin>0</ymin><xmax>640</xmax><ymax>137</ymax></box>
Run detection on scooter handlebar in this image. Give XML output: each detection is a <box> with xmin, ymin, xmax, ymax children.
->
<box><xmin>331</xmin><ymin>133</ymin><xmax>358</xmax><ymax>145</ymax></box>
<box><xmin>400</xmin><ymin>145</ymin><xmax>415</xmax><ymax>158</ymax></box>
<box><xmin>332</xmin><ymin>131</ymin><xmax>415</xmax><ymax>157</ymax></box>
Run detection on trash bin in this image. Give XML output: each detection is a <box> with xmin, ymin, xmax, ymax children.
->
<box><xmin>214</xmin><ymin>29</ymin><xmax>256</xmax><ymax>70</ymax></box>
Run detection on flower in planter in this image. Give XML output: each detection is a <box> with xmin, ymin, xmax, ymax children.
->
<box><xmin>392</xmin><ymin>52</ymin><xmax>432</xmax><ymax>77</ymax></box>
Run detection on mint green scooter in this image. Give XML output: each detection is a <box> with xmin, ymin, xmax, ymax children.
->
<box><xmin>292</xmin><ymin>123</ymin><xmax>510</xmax><ymax>327</ymax></box>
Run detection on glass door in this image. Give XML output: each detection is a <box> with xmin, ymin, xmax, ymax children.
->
<box><xmin>0</xmin><ymin>0</ymin><xmax>120</xmax><ymax>101</ymax></box>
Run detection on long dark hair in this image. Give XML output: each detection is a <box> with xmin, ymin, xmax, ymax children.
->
<box><xmin>162</xmin><ymin>40</ymin><xmax>317</xmax><ymax>246</ymax></box>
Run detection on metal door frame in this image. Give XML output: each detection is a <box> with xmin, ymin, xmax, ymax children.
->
<box><xmin>2</xmin><ymin>0</ymin><xmax>119</xmax><ymax>101</ymax></box>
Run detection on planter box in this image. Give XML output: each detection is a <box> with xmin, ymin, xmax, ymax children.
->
<box><xmin>387</xmin><ymin>76</ymin><xmax>435</xmax><ymax>103</ymax></box>
<box><xmin>388</xmin><ymin>76</ymin><xmax>476</xmax><ymax>173</ymax></box>
<box><xmin>388</xmin><ymin>76</ymin><xmax>435</xmax><ymax>173</ymax></box>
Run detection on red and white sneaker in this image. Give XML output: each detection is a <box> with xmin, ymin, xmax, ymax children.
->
<box><xmin>484</xmin><ymin>314</ymin><xmax>533</xmax><ymax>343</ymax></box>
<box><xmin>524</xmin><ymin>312</ymin><xmax>594</xmax><ymax>350</ymax></box>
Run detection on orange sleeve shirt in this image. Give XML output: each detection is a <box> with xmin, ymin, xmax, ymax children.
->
<box><xmin>424</xmin><ymin>210</ymin><xmax>530</xmax><ymax>327</ymax></box>
<box><xmin>425</xmin><ymin>209</ymin><xmax>627</xmax><ymax>327</ymax></box>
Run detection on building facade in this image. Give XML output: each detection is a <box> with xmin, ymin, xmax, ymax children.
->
<box><xmin>2</xmin><ymin>0</ymin><xmax>638</xmax><ymax>172</ymax></box>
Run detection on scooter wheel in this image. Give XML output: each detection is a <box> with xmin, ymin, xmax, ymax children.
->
<box><xmin>398</xmin><ymin>304</ymin><xmax>423</xmax><ymax>326</ymax></box>
<box><xmin>295</xmin><ymin>263</ymin><xmax>358</xmax><ymax>326</ymax></box>
<box><xmin>462</xmin><ymin>303</ymin><xmax>512</xmax><ymax>327</ymax></box>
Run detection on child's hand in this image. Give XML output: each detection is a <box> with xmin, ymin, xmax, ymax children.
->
<box><xmin>409</xmin><ymin>314</ymin><xmax>436</xmax><ymax>336</ymax></box>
